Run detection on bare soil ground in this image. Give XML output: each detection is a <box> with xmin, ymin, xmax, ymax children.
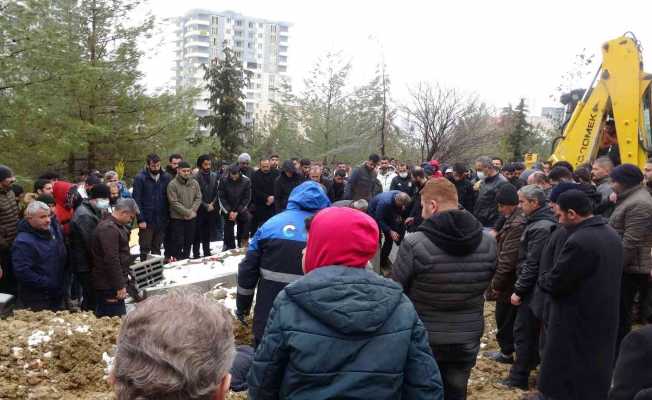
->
<box><xmin>0</xmin><ymin>299</ymin><xmax>529</xmax><ymax>400</ymax></box>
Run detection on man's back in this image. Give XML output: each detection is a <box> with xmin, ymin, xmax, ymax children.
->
<box><xmin>91</xmin><ymin>217</ymin><xmax>130</xmax><ymax>292</ymax></box>
<box><xmin>393</xmin><ymin>209</ymin><xmax>496</xmax><ymax>345</ymax></box>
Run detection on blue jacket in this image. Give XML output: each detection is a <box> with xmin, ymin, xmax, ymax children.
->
<box><xmin>237</xmin><ymin>181</ymin><xmax>331</xmax><ymax>342</ymax></box>
<box><xmin>248</xmin><ymin>266</ymin><xmax>444</xmax><ymax>400</ymax></box>
<box><xmin>368</xmin><ymin>190</ymin><xmax>401</xmax><ymax>235</ymax></box>
<box><xmin>132</xmin><ymin>169</ymin><xmax>172</xmax><ymax>227</ymax></box>
<box><xmin>11</xmin><ymin>218</ymin><xmax>66</xmax><ymax>294</ymax></box>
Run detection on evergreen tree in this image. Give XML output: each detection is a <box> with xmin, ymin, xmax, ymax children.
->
<box><xmin>201</xmin><ymin>45</ymin><xmax>249</xmax><ymax>159</ymax></box>
<box><xmin>505</xmin><ymin>98</ymin><xmax>532</xmax><ymax>161</ymax></box>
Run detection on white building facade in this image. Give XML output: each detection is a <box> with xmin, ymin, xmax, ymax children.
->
<box><xmin>174</xmin><ymin>9</ymin><xmax>290</xmax><ymax>127</ymax></box>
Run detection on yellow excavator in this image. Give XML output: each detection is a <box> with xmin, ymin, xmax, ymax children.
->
<box><xmin>547</xmin><ymin>33</ymin><xmax>652</xmax><ymax>169</ymax></box>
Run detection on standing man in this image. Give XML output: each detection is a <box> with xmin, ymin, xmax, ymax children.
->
<box><xmin>452</xmin><ymin>163</ymin><xmax>475</xmax><ymax>212</ymax></box>
<box><xmin>193</xmin><ymin>155</ymin><xmax>219</xmax><ymax>258</ymax></box>
<box><xmin>474</xmin><ymin>156</ymin><xmax>508</xmax><ymax>228</ymax></box>
<box><xmin>327</xmin><ymin>169</ymin><xmax>346</xmax><ymax>203</ymax></box>
<box><xmin>608</xmin><ymin>164</ymin><xmax>652</xmax><ymax>349</ymax></box>
<box><xmin>644</xmin><ymin>158</ymin><xmax>652</xmax><ymax>195</ymax></box>
<box><xmin>538</xmin><ymin>189</ymin><xmax>623</xmax><ymax>400</ymax></box>
<box><xmin>34</xmin><ymin>179</ymin><xmax>54</xmax><ymax>197</ymax></box>
<box><xmin>69</xmin><ymin>184</ymin><xmax>110</xmax><ymax>311</ymax></box>
<box><xmin>11</xmin><ymin>201</ymin><xmax>66</xmax><ymax>311</ymax></box>
<box><xmin>218</xmin><ymin>164</ymin><xmax>252</xmax><ymax>250</ymax></box>
<box><xmin>299</xmin><ymin>159</ymin><xmax>311</xmax><ymax>179</ymax></box>
<box><xmin>274</xmin><ymin>160</ymin><xmax>303</xmax><ymax>213</ymax></box>
<box><xmin>308</xmin><ymin>165</ymin><xmax>332</xmax><ymax>194</ymax></box>
<box><xmin>485</xmin><ymin>184</ymin><xmax>526</xmax><ymax>365</ymax></box>
<box><xmin>269</xmin><ymin>154</ymin><xmax>280</xmax><ymax>172</ymax></box>
<box><xmin>592</xmin><ymin>156</ymin><xmax>615</xmax><ymax>217</ymax></box>
<box><xmin>251</xmin><ymin>158</ymin><xmax>278</xmax><ymax>231</ymax></box>
<box><xmin>91</xmin><ymin>198</ymin><xmax>140</xmax><ymax>317</ymax></box>
<box><xmin>390</xmin><ymin>163</ymin><xmax>415</xmax><ymax>197</ymax></box>
<box><xmin>499</xmin><ymin>185</ymin><xmax>556</xmax><ymax>390</ymax></box>
<box><xmin>0</xmin><ymin>165</ymin><xmax>19</xmax><ymax>295</ymax></box>
<box><xmin>377</xmin><ymin>156</ymin><xmax>397</xmax><ymax>192</ymax></box>
<box><xmin>238</xmin><ymin>153</ymin><xmax>254</xmax><ymax>179</ymax></box>
<box><xmin>236</xmin><ymin>181</ymin><xmax>330</xmax><ymax>347</ymax></box>
<box><xmin>344</xmin><ymin>154</ymin><xmax>381</xmax><ymax>201</ymax></box>
<box><xmin>393</xmin><ymin>178</ymin><xmax>496</xmax><ymax>400</ymax></box>
<box><xmin>165</xmin><ymin>154</ymin><xmax>183</xmax><ymax>177</ymax></box>
<box><xmin>405</xmin><ymin>167</ymin><xmax>428</xmax><ymax>232</ymax></box>
<box><xmin>167</xmin><ymin>161</ymin><xmax>202</xmax><ymax>260</ymax></box>
<box><xmin>368</xmin><ymin>190</ymin><xmax>411</xmax><ymax>272</ymax></box>
<box><xmin>132</xmin><ymin>154</ymin><xmax>171</xmax><ymax>261</ymax></box>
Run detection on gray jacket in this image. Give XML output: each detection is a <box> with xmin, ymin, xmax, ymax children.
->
<box><xmin>609</xmin><ymin>185</ymin><xmax>652</xmax><ymax>274</ymax></box>
<box><xmin>594</xmin><ymin>176</ymin><xmax>615</xmax><ymax>218</ymax></box>
<box><xmin>514</xmin><ymin>206</ymin><xmax>556</xmax><ymax>298</ymax></box>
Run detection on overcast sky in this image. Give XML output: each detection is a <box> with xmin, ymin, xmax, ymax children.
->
<box><xmin>140</xmin><ymin>0</ymin><xmax>652</xmax><ymax>115</ymax></box>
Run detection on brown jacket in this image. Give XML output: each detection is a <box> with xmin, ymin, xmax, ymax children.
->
<box><xmin>488</xmin><ymin>208</ymin><xmax>526</xmax><ymax>302</ymax></box>
<box><xmin>90</xmin><ymin>216</ymin><xmax>131</xmax><ymax>292</ymax></box>
<box><xmin>167</xmin><ymin>174</ymin><xmax>201</xmax><ymax>220</ymax></box>
<box><xmin>609</xmin><ymin>185</ymin><xmax>652</xmax><ymax>274</ymax></box>
<box><xmin>0</xmin><ymin>187</ymin><xmax>18</xmax><ymax>251</ymax></box>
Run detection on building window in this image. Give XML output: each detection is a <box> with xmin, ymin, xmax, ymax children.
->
<box><xmin>236</xmin><ymin>20</ymin><xmax>243</xmax><ymax>26</ymax></box>
<box><xmin>248</xmin><ymin>31</ymin><xmax>254</xmax><ymax>39</ymax></box>
<box><xmin>212</xmin><ymin>16</ymin><xmax>219</xmax><ymax>24</ymax></box>
<box><xmin>235</xmin><ymin>40</ymin><xmax>243</xmax><ymax>48</ymax></box>
<box><xmin>235</xmin><ymin>51</ymin><xmax>242</xmax><ymax>58</ymax></box>
<box><xmin>270</xmin><ymin>25</ymin><xmax>277</xmax><ymax>32</ymax></box>
<box><xmin>247</xmin><ymin>42</ymin><xmax>253</xmax><ymax>49</ymax></box>
<box><xmin>235</xmin><ymin>30</ymin><xmax>242</xmax><ymax>37</ymax></box>
<box><xmin>248</xmin><ymin>22</ymin><xmax>254</xmax><ymax>29</ymax></box>
<box><xmin>271</xmin><ymin>35</ymin><xmax>277</xmax><ymax>41</ymax></box>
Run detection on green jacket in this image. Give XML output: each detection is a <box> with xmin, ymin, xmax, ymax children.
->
<box><xmin>166</xmin><ymin>174</ymin><xmax>201</xmax><ymax>220</ymax></box>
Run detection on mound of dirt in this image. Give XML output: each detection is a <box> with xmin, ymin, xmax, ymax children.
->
<box><xmin>0</xmin><ymin>294</ymin><xmax>530</xmax><ymax>399</ymax></box>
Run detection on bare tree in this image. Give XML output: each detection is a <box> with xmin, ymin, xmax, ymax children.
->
<box><xmin>404</xmin><ymin>83</ymin><xmax>481</xmax><ymax>161</ymax></box>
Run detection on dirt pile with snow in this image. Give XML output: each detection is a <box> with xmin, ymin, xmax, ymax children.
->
<box><xmin>0</xmin><ymin>293</ymin><xmax>529</xmax><ymax>399</ymax></box>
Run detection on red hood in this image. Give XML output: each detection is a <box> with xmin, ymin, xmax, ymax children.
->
<box><xmin>303</xmin><ymin>207</ymin><xmax>379</xmax><ymax>273</ymax></box>
<box><xmin>52</xmin><ymin>181</ymin><xmax>73</xmax><ymax>207</ymax></box>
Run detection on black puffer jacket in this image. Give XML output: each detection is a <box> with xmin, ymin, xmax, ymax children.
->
<box><xmin>473</xmin><ymin>173</ymin><xmax>508</xmax><ymax>227</ymax></box>
<box><xmin>513</xmin><ymin>206</ymin><xmax>556</xmax><ymax>298</ymax></box>
<box><xmin>274</xmin><ymin>161</ymin><xmax>304</xmax><ymax>213</ymax></box>
<box><xmin>218</xmin><ymin>175</ymin><xmax>251</xmax><ymax>214</ymax></box>
<box><xmin>69</xmin><ymin>200</ymin><xmax>103</xmax><ymax>273</ymax></box>
<box><xmin>392</xmin><ymin>209</ymin><xmax>496</xmax><ymax>345</ymax></box>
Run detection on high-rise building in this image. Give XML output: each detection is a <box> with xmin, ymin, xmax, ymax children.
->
<box><xmin>174</xmin><ymin>9</ymin><xmax>290</xmax><ymax>127</ymax></box>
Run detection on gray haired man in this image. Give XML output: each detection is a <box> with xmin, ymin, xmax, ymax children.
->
<box><xmin>91</xmin><ymin>198</ymin><xmax>140</xmax><ymax>317</ymax></box>
<box><xmin>111</xmin><ymin>293</ymin><xmax>235</xmax><ymax>400</ymax></box>
<box><xmin>499</xmin><ymin>185</ymin><xmax>556</xmax><ymax>390</ymax></box>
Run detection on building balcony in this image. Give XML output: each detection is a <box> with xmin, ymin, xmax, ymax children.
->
<box><xmin>185</xmin><ymin>41</ymin><xmax>210</xmax><ymax>48</ymax></box>
<box><xmin>186</xmin><ymin>51</ymin><xmax>210</xmax><ymax>58</ymax></box>
<box><xmin>185</xmin><ymin>19</ymin><xmax>210</xmax><ymax>26</ymax></box>
<box><xmin>184</xmin><ymin>29</ymin><xmax>209</xmax><ymax>37</ymax></box>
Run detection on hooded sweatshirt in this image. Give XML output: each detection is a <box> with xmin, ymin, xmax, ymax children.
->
<box><xmin>392</xmin><ymin>209</ymin><xmax>496</xmax><ymax>345</ymax></box>
<box><xmin>52</xmin><ymin>181</ymin><xmax>74</xmax><ymax>235</ymax></box>
<box><xmin>247</xmin><ymin>207</ymin><xmax>443</xmax><ymax>400</ymax></box>
<box><xmin>237</xmin><ymin>181</ymin><xmax>331</xmax><ymax>342</ymax></box>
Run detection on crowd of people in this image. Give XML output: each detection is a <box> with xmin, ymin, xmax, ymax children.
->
<box><xmin>2</xmin><ymin>148</ymin><xmax>652</xmax><ymax>400</ymax></box>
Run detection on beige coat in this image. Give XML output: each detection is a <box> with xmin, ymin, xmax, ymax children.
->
<box><xmin>167</xmin><ymin>175</ymin><xmax>201</xmax><ymax>220</ymax></box>
<box><xmin>609</xmin><ymin>185</ymin><xmax>652</xmax><ymax>274</ymax></box>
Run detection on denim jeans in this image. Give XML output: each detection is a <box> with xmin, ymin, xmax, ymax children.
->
<box><xmin>430</xmin><ymin>341</ymin><xmax>480</xmax><ymax>400</ymax></box>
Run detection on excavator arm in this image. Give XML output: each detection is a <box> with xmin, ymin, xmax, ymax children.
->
<box><xmin>549</xmin><ymin>35</ymin><xmax>652</xmax><ymax>169</ymax></box>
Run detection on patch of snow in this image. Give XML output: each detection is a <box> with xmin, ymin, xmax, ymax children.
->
<box><xmin>27</xmin><ymin>330</ymin><xmax>52</xmax><ymax>347</ymax></box>
<box><xmin>153</xmin><ymin>253</ymin><xmax>243</xmax><ymax>289</ymax></box>
<box><xmin>11</xmin><ymin>347</ymin><xmax>23</xmax><ymax>358</ymax></box>
<box><xmin>74</xmin><ymin>325</ymin><xmax>90</xmax><ymax>334</ymax></box>
<box><xmin>51</xmin><ymin>318</ymin><xmax>65</xmax><ymax>324</ymax></box>
<box><xmin>43</xmin><ymin>352</ymin><xmax>52</xmax><ymax>359</ymax></box>
<box><xmin>102</xmin><ymin>352</ymin><xmax>115</xmax><ymax>377</ymax></box>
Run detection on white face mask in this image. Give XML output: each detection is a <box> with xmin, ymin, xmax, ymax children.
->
<box><xmin>477</xmin><ymin>171</ymin><xmax>486</xmax><ymax>180</ymax></box>
<box><xmin>399</xmin><ymin>172</ymin><xmax>408</xmax><ymax>178</ymax></box>
<box><xmin>96</xmin><ymin>199</ymin><xmax>110</xmax><ymax>210</ymax></box>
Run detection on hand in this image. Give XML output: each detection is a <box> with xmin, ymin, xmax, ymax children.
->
<box><xmin>609</xmin><ymin>192</ymin><xmax>618</xmax><ymax>203</ymax></box>
<box><xmin>510</xmin><ymin>293</ymin><xmax>522</xmax><ymax>306</ymax></box>
<box><xmin>405</xmin><ymin>217</ymin><xmax>414</xmax><ymax>226</ymax></box>
<box><xmin>116</xmin><ymin>288</ymin><xmax>128</xmax><ymax>300</ymax></box>
<box><xmin>138</xmin><ymin>222</ymin><xmax>147</xmax><ymax>229</ymax></box>
<box><xmin>488</xmin><ymin>229</ymin><xmax>497</xmax><ymax>238</ymax></box>
<box><xmin>231</xmin><ymin>212</ymin><xmax>238</xmax><ymax>221</ymax></box>
<box><xmin>266</xmin><ymin>196</ymin><xmax>274</xmax><ymax>206</ymax></box>
<box><xmin>390</xmin><ymin>230</ymin><xmax>400</xmax><ymax>242</ymax></box>
<box><xmin>189</xmin><ymin>211</ymin><xmax>197</xmax><ymax>219</ymax></box>
<box><xmin>207</xmin><ymin>203</ymin><xmax>215</xmax><ymax>212</ymax></box>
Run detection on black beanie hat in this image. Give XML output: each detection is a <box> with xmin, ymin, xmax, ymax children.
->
<box><xmin>0</xmin><ymin>165</ymin><xmax>14</xmax><ymax>181</ymax></box>
<box><xmin>178</xmin><ymin>161</ymin><xmax>191</xmax><ymax>169</ymax></box>
<box><xmin>610</xmin><ymin>164</ymin><xmax>643</xmax><ymax>188</ymax></box>
<box><xmin>90</xmin><ymin>183</ymin><xmax>111</xmax><ymax>199</ymax></box>
<box><xmin>557</xmin><ymin>189</ymin><xmax>592</xmax><ymax>216</ymax></box>
<box><xmin>495</xmin><ymin>183</ymin><xmax>519</xmax><ymax>206</ymax></box>
<box><xmin>549</xmin><ymin>182</ymin><xmax>579</xmax><ymax>203</ymax></box>
<box><xmin>228</xmin><ymin>163</ymin><xmax>241</xmax><ymax>174</ymax></box>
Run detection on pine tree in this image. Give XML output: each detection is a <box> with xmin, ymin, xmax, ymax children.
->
<box><xmin>505</xmin><ymin>98</ymin><xmax>532</xmax><ymax>161</ymax></box>
<box><xmin>201</xmin><ymin>45</ymin><xmax>250</xmax><ymax>159</ymax></box>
